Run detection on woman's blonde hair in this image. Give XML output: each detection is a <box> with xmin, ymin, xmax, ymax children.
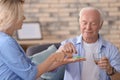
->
<box><xmin>0</xmin><ymin>0</ymin><xmax>24</xmax><ymax>29</ymax></box>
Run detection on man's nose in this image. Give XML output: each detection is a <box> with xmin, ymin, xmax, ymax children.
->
<box><xmin>23</xmin><ymin>16</ymin><xmax>26</xmax><ymax>20</ymax></box>
<box><xmin>86</xmin><ymin>23</ymin><xmax>91</xmax><ymax>29</ymax></box>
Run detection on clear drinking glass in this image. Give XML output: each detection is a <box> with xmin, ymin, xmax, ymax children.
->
<box><xmin>93</xmin><ymin>52</ymin><xmax>103</xmax><ymax>65</ymax></box>
<box><xmin>93</xmin><ymin>52</ymin><xmax>105</xmax><ymax>80</ymax></box>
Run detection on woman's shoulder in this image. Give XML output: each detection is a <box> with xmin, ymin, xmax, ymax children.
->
<box><xmin>0</xmin><ymin>32</ymin><xmax>16</xmax><ymax>47</ymax></box>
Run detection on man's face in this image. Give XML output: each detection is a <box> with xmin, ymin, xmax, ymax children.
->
<box><xmin>79</xmin><ymin>10</ymin><xmax>102</xmax><ymax>43</ymax></box>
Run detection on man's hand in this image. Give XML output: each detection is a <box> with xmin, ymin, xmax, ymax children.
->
<box><xmin>57</xmin><ymin>42</ymin><xmax>77</xmax><ymax>54</ymax></box>
<box><xmin>98</xmin><ymin>57</ymin><xmax>113</xmax><ymax>74</ymax></box>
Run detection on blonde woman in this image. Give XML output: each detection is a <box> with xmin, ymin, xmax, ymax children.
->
<box><xmin>0</xmin><ymin>0</ymin><xmax>85</xmax><ymax>80</ymax></box>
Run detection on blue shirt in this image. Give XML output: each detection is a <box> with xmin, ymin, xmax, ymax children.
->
<box><xmin>0</xmin><ymin>32</ymin><xmax>37</xmax><ymax>80</ymax></box>
<box><xmin>61</xmin><ymin>35</ymin><xmax>120</xmax><ymax>80</ymax></box>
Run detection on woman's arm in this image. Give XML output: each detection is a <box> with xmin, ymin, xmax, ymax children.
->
<box><xmin>35</xmin><ymin>52</ymin><xmax>85</xmax><ymax>79</ymax></box>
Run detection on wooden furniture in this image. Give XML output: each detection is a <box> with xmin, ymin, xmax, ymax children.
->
<box><xmin>17</xmin><ymin>39</ymin><xmax>62</xmax><ymax>52</ymax></box>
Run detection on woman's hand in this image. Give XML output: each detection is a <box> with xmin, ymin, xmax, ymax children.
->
<box><xmin>47</xmin><ymin>51</ymin><xmax>86</xmax><ymax>71</ymax></box>
<box><xmin>47</xmin><ymin>42</ymin><xmax>86</xmax><ymax>71</ymax></box>
<box><xmin>52</xmin><ymin>51</ymin><xmax>86</xmax><ymax>64</ymax></box>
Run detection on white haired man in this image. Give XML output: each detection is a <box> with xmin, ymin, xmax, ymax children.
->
<box><xmin>57</xmin><ymin>7</ymin><xmax>120</xmax><ymax>80</ymax></box>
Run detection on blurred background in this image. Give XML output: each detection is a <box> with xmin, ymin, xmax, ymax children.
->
<box><xmin>16</xmin><ymin>0</ymin><xmax>120</xmax><ymax>51</ymax></box>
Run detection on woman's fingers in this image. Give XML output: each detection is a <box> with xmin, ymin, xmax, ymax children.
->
<box><xmin>54</xmin><ymin>52</ymin><xmax>86</xmax><ymax>65</ymax></box>
<box><xmin>62</xmin><ymin>57</ymin><xmax>86</xmax><ymax>64</ymax></box>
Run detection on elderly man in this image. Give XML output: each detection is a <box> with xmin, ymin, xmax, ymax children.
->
<box><xmin>58</xmin><ymin>7</ymin><xmax>120</xmax><ymax>80</ymax></box>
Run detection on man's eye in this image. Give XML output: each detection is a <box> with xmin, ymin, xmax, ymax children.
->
<box><xmin>91</xmin><ymin>23</ymin><xmax>96</xmax><ymax>25</ymax></box>
<box><xmin>82</xmin><ymin>22</ymin><xmax>87</xmax><ymax>25</ymax></box>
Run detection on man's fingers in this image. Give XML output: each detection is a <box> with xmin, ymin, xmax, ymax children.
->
<box><xmin>70</xmin><ymin>43</ymin><xmax>77</xmax><ymax>53</ymax></box>
<box><xmin>68</xmin><ymin>42</ymin><xmax>77</xmax><ymax>53</ymax></box>
<box><xmin>98</xmin><ymin>57</ymin><xmax>111</xmax><ymax>71</ymax></box>
<box><xmin>60</xmin><ymin>42</ymin><xmax>77</xmax><ymax>54</ymax></box>
<box><xmin>64</xmin><ymin>53</ymin><xmax>73</xmax><ymax>58</ymax></box>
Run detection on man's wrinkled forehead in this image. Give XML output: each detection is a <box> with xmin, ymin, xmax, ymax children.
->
<box><xmin>81</xmin><ymin>10</ymin><xmax>101</xmax><ymax>19</ymax></box>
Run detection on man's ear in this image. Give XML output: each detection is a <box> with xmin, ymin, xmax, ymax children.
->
<box><xmin>99</xmin><ymin>21</ymin><xmax>103</xmax><ymax>29</ymax></box>
<box><xmin>0</xmin><ymin>19</ymin><xmax>3</xmax><ymax>24</ymax></box>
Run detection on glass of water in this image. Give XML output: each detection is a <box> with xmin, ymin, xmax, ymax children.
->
<box><xmin>93</xmin><ymin>52</ymin><xmax>104</xmax><ymax>65</ymax></box>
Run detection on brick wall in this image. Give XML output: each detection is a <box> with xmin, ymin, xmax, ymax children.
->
<box><xmin>24</xmin><ymin>0</ymin><xmax>120</xmax><ymax>49</ymax></box>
